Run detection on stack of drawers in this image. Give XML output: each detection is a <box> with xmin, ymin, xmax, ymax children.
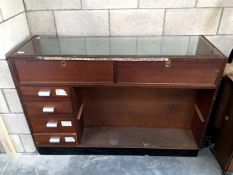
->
<box><xmin>20</xmin><ymin>86</ymin><xmax>78</xmax><ymax>147</ymax></box>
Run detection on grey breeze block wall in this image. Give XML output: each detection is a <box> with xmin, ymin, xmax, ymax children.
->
<box><xmin>0</xmin><ymin>0</ymin><xmax>233</xmax><ymax>153</ymax></box>
<box><xmin>0</xmin><ymin>0</ymin><xmax>36</xmax><ymax>153</ymax></box>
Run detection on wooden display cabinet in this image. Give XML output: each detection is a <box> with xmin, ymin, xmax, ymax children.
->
<box><xmin>7</xmin><ymin>36</ymin><xmax>227</xmax><ymax>155</ymax></box>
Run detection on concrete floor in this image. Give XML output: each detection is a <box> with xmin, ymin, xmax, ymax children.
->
<box><xmin>0</xmin><ymin>148</ymin><xmax>232</xmax><ymax>175</ymax></box>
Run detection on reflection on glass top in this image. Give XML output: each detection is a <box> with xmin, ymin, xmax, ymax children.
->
<box><xmin>13</xmin><ymin>36</ymin><xmax>224</xmax><ymax>57</ymax></box>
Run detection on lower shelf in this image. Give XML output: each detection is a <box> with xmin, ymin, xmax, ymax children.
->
<box><xmin>80</xmin><ymin>127</ymin><xmax>198</xmax><ymax>150</ymax></box>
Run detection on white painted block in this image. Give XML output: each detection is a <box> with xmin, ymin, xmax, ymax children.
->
<box><xmin>110</xmin><ymin>10</ymin><xmax>164</xmax><ymax>36</ymax></box>
<box><xmin>55</xmin><ymin>10</ymin><xmax>109</xmax><ymax>36</ymax></box>
<box><xmin>27</xmin><ymin>11</ymin><xmax>57</xmax><ymax>36</ymax></box>
<box><xmin>219</xmin><ymin>8</ymin><xmax>233</xmax><ymax>34</ymax></box>
<box><xmin>24</xmin><ymin>0</ymin><xmax>81</xmax><ymax>10</ymax></box>
<box><xmin>164</xmin><ymin>8</ymin><xmax>222</xmax><ymax>35</ymax></box>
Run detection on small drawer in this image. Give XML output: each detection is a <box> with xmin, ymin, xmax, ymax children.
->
<box><xmin>24</xmin><ymin>101</ymin><xmax>72</xmax><ymax>115</ymax></box>
<box><xmin>33</xmin><ymin>133</ymin><xmax>77</xmax><ymax>147</ymax></box>
<box><xmin>20</xmin><ymin>86</ymin><xmax>70</xmax><ymax>101</ymax></box>
<box><xmin>30</xmin><ymin>118</ymin><xmax>77</xmax><ymax>133</ymax></box>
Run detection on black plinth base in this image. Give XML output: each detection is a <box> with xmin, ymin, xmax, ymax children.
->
<box><xmin>37</xmin><ymin>147</ymin><xmax>198</xmax><ymax>157</ymax></box>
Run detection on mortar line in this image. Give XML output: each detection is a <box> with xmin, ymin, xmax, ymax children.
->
<box><xmin>216</xmin><ymin>8</ymin><xmax>224</xmax><ymax>34</ymax></box>
<box><xmin>22</xmin><ymin>0</ymin><xmax>32</xmax><ymax>36</ymax></box>
<box><xmin>162</xmin><ymin>9</ymin><xmax>167</xmax><ymax>35</ymax></box>
<box><xmin>1</xmin><ymin>89</ymin><xmax>11</xmax><ymax>114</ymax></box>
<box><xmin>18</xmin><ymin>135</ymin><xmax>26</xmax><ymax>152</ymax></box>
<box><xmin>25</xmin><ymin>7</ymin><xmax>230</xmax><ymax>11</ymax></box>
<box><xmin>195</xmin><ymin>0</ymin><xmax>198</xmax><ymax>7</ymax></box>
<box><xmin>52</xmin><ymin>11</ymin><xmax>58</xmax><ymax>37</ymax></box>
<box><xmin>0</xmin><ymin>11</ymin><xmax>24</xmax><ymax>25</ymax></box>
<box><xmin>80</xmin><ymin>0</ymin><xmax>83</xmax><ymax>9</ymax></box>
<box><xmin>108</xmin><ymin>10</ymin><xmax>111</xmax><ymax>36</ymax></box>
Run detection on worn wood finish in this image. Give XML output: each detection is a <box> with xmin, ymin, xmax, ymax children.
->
<box><xmin>33</xmin><ymin>133</ymin><xmax>78</xmax><ymax>147</ymax></box>
<box><xmin>81</xmin><ymin>127</ymin><xmax>198</xmax><ymax>149</ymax></box>
<box><xmin>116</xmin><ymin>60</ymin><xmax>221</xmax><ymax>86</ymax></box>
<box><xmin>6</xmin><ymin>36</ymin><xmax>227</xmax><ymax>154</ymax></box>
<box><xmin>82</xmin><ymin>87</ymin><xmax>196</xmax><ymax>128</ymax></box>
<box><xmin>14</xmin><ymin>60</ymin><xmax>114</xmax><ymax>84</ymax></box>
<box><xmin>20</xmin><ymin>86</ymin><xmax>70</xmax><ymax>101</ymax></box>
<box><xmin>191</xmin><ymin>90</ymin><xmax>215</xmax><ymax>146</ymax></box>
<box><xmin>30</xmin><ymin>118</ymin><xmax>77</xmax><ymax>133</ymax></box>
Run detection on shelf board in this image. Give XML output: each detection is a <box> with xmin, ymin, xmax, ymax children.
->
<box><xmin>80</xmin><ymin>127</ymin><xmax>198</xmax><ymax>150</ymax></box>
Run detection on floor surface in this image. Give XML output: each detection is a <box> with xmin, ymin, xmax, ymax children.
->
<box><xmin>0</xmin><ymin>148</ymin><xmax>232</xmax><ymax>175</ymax></box>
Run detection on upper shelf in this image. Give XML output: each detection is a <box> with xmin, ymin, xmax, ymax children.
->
<box><xmin>10</xmin><ymin>35</ymin><xmax>226</xmax><ymax>59</ymax></box>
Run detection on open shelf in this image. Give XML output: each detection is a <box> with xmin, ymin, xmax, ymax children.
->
<box><xmin>80</xmin><ymin>127</ymin><xmax>198</xmax><ymax>150</ymax></box>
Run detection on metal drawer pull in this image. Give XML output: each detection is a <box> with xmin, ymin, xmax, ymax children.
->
<box><xmin>42</xmin><ymin>106</ymin><xmax>55</xmax><ymax>113</ymax></box>
<box><xmin>38</xmin><ymin>90</ymin><xmax>51</xmax><ymax>97</ymax></box>
<box><xmin>46</xmin><ymin>121</ymin><xmax>58</xmax><ymax>128</ymax></box>
<box><xmin>55</xmin><ymin>89</ymin><xmax>67</xmax><ymax>96</ymax></box>
<box><xmin>65</xmin><ymin>137</ymin><xmax>75</xmax><ymax>143</ymax></box>
<box><xmin>49</xmin><ymin>136</ymin><xmax>60</xmax><ymax>143</ymax></box>
<box><xmin>61</xmin><ymin>121</ymin><xmax>72</xmax><ymax>127</ymax></box>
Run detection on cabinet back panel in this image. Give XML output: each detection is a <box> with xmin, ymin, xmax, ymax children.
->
<box><xmin>81</xmin><ymin>87</ymin><xmax>197</xmax><ymax>128</ymax></box>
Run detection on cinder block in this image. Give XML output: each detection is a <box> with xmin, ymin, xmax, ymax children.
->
<box><xmin>54</xmin><ymin>10</ymin><xmax>109</xmax><ymax>36</ymax></box>
<box><xmin>3</xmin><ymin>89</ymin><xmax>23</xmax><ymax>113</ymax></box>
<box><xmin>197</xmin><ymin>0</ymin><xmax>233</xmax><ymax>7</ymax></box>
<box><xmin>218</xmin><ymin>8</ymin><xmax>233</xmax><ymax>34</ymax></box>
<box><xmin>140</xmin><ymin>0</ymin><xmax>196</xmax><ymax>8</ymax></box>
<box><xmin>27</xmin><ymin>11</ymin><xmax>57</xmax><ymax>36</ymax></box>
<box><xmin>1</xmin><ymin>114</ymin><xmax>30</xmax><ymax>134</ymax></box>
<box><xmin>164</xmin><ymin>8</ymin><xmax>222</xmax><ymax>35</ymax></box>
<box><xmin>0</xmin><ymin>13</ymin><xmax>30</xmax><ymax>59</ymax></box>
<box><xmin>20</xmin><ymin>135</ymin><xmax>36</xmax><ymax>153</ymax></box>
<box><xmin>0</xmin><ymin>90</ymin><xmax>9</xmax><ymax>113</ymax></box>
<box><xmin>0</xmin><ymin>61</ymin><xmax>15</xmax><ymax>88</ymax></box>
<box><xmin>110</xmin><ymin>10</ymin><xmax>164</xmax><ymax>36</ymax></box>
<box><xmin>0</xmin><ymin>0</ymin><xmax>24</xmax><ymax>20</ymax></box>
<box><xmin>83</xmin><ymin>0</ymin><xmax>137</xmax><ymax>9</ymax></box>
<box><xmin>24</xmin><ymin>0</ymin><xmax>81</xmax><ymax>10</ymax></box>
<box><xmin>10</xmin><ymin>135</ymin><xmax>25</xmax><ymax>153</ymax></box>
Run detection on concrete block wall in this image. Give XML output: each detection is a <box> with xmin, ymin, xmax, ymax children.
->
<box><xmin>24</xmin><ymin>0</ymin><xmax>233</xmax><ymax>56</ymax></box>
<box><xmin>0</xmin><ymin>0</ymin><xmax>233</xmax><ymax>154</ymax></box>
<box><xmin>0</xmin><ymin>0</ymin><xmax>36</xmax><ymax>153</ymax></box>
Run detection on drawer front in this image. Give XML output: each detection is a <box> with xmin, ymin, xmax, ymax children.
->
<box><xmin>20</xmin><ymin>86</ymin><xmax>70</xmax><ymax>101</ymax></box>
<box><xmin>30</xmin><ymin>118</ymin><xmax>76</xmax><ymax>133</ymax></box>
<box><xmin>14</xmin><ymin>60</ymin><xmax>114</xmax><ymax>84</ymax></box>
<box><xmin>24</xmin><ymin>101</ymin><xmax>72</xmax><ymax>115</ymax></box>
<box><xmin>34</xmin><ymin>133</ymin><xmax>77</xmax><ymax>147</ymax></box>
<box><xmin>117</xmin><ymin>60</ymin><xmax>221</xmax><ymax>86</ymax></box>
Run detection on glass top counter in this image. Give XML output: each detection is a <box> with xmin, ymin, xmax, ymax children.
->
<box><xmin>11</xmin><ymin>35</ymin><xmax>225</xmax><ymax>59</ymax></box>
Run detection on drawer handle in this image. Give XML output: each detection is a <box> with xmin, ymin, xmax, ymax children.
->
<box><xmin>55</xmin><ymin>89</ymin><xmax>67</xmax><ymax>96</ymax></box>
<box><xmin>64</xmin><ymin>137</ymin><xmax>75</xmax><ymax>143</ymax></box>
<box><xmin>46</xmin><ymin>121</ymin><xmax>58</xmax><ymax>128</ymax></box>
<box><xmin>49</xmin><ymin>136</ymin><xmax>60</xmax><ymax>143</ymax></box>
<box><xmin>38</xmin><ymin>90</ymin><xmax>51</xmax><ymax>97</ymax></box>
<box><xmin>164</xmin><ymin>60</ymin><xmax>172</xmax><ymax>68</ymax></box>
<box><xmin>42</xmin><ymin>106</ymin><xmax>55</xmax><ymax>113</ymax></box>
<box><xmin>61</xmin><ymin>121</ymin><xmax>72</xmax><ymax>127</ymax></box>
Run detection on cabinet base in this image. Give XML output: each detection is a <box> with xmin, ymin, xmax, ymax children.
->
<box><xmin>37</xmin><ymin>147</ymin><xmax>198</xmax><ymax>157</ymax></box>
